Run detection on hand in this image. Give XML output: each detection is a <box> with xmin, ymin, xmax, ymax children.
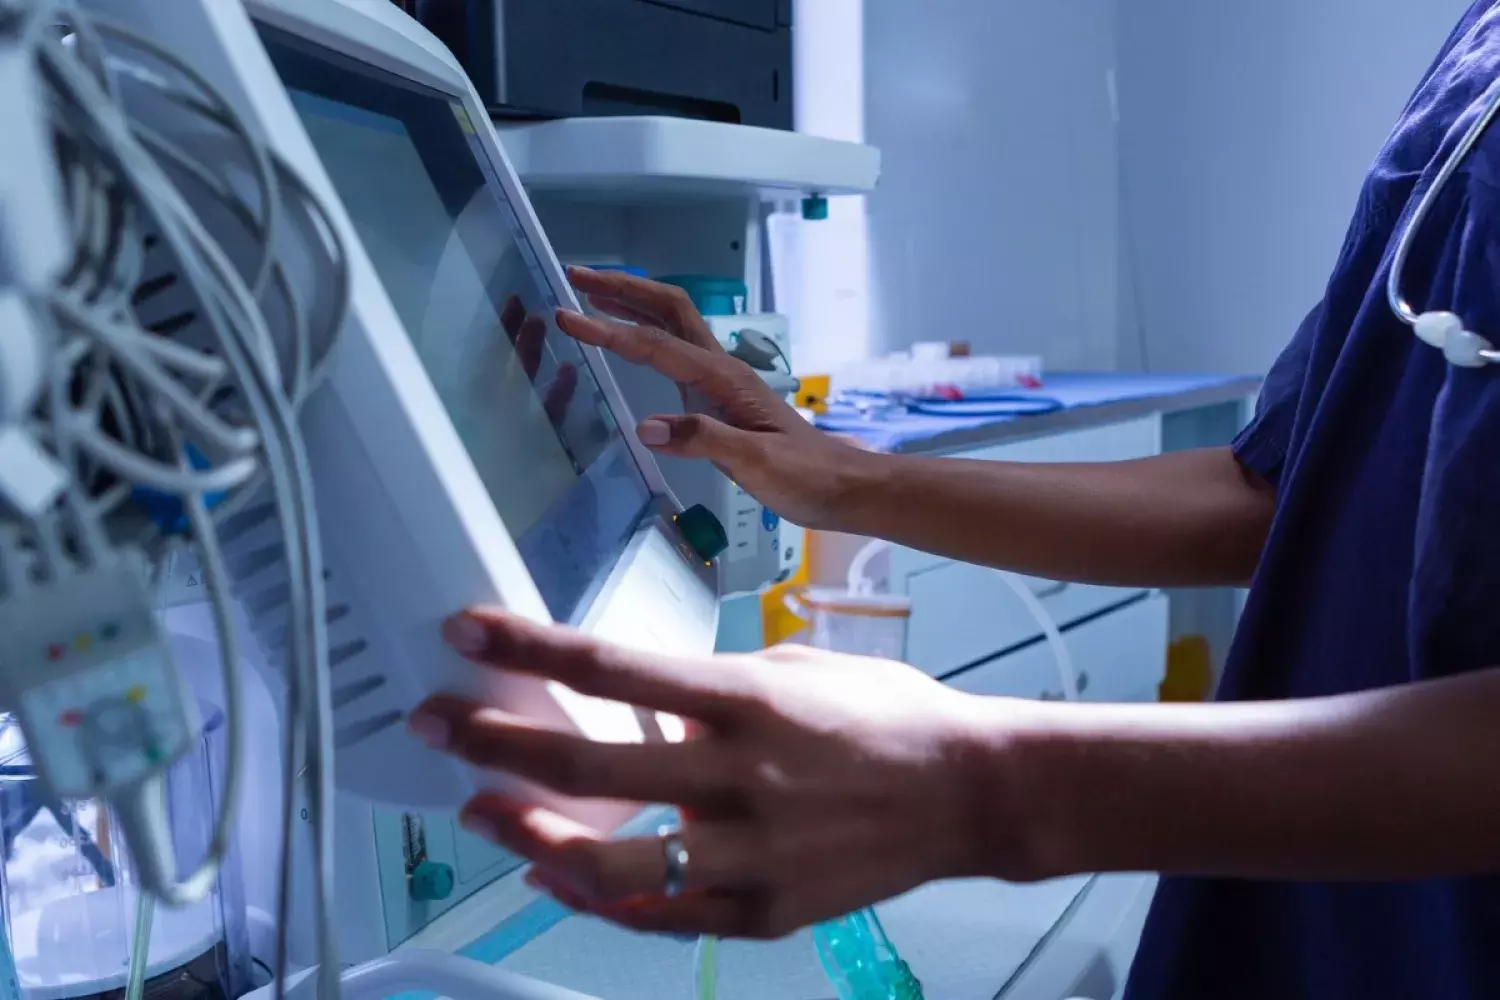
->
<box><xmin>556</xmin><ymin>266</ymin><xmax>874</xmax><ymax>530</ymax></box>
<box><xmin>408</xmin><ymin>610</ymin><xmax>1030</xmax><ymax>940</ymax></box>
<box><xmin>502</xmin><ymin>294</ymin><xmax>577</xmax><ymax>428</ymax></box>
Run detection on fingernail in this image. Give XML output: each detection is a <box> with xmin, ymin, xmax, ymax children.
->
<box><xmin>443</xmin><ymin>615</ymin><xmax>488</xmax><ymax>656</ymax></box>
<box><xmin>408</xmin><ymin>714</ymin><xmax>449</xmax><ymax>751</ymax></box>
<box><xmin>638</xmin><ymin>419</ymin><xmax>671</xmax><ymax>447</ymax></box>
<box><xmin>460</xmin><ymin>813</ymin><xmax>499</xmax><ymax>843</ymax></box>
<box><xmin>566</xmin><ymin>265</ymin><xmax>589</xmax><ymax>275</ymax></box>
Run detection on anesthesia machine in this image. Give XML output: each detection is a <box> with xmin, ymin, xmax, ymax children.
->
<box><xmin>0</xmin><ymin>0</ymin><xmax>1054</xmax><ymax>998</ymax></box>
<box><xmin>0</xmin><ymin>1</ymin><xmax>772</xmax><ymax>999</ymax></box>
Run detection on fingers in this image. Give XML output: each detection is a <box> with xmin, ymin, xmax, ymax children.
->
<box><xmin>636</xmin><ymin>414</ymin><xmax>756</xmax><ymax>466</ymax></box>
<box><xmin>441</xmin><ymin>611</ymin><xmax>760</xmax><ymax>720</ymax></box>
<box><xmin>555</xmin><ymin>310</ymin><xmax>739</xmax><ymax>400</ymax></box>
<box><xmin>411</xmin><ymin>696</ymin><xmax>730</xmax><ymax>805</ymax></box>
<box><xmin>566</xmin><ymin>266</ymin><xmax>716</xmax><ymax>349</ymax></box>
<box><xmin>462</xmin><ymin>796</ymin><xmax>760</xmax><ymax>903</ymax></box>
<box><xmin>583</xmin><ymin>294</ymin><xmax>660</xmax><ymax>330</ymax></box>
<box><xmin>581</xmin><ymin>294</ymin><xmax>728</xmax><ymax>359</ymax></box>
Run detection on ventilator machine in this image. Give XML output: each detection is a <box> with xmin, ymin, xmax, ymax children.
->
<box><xmin>0</xmin><ymin>0</ymin><xmax>748</xmax><ymax>997</ymax></box>
<box><xmin>0</xmin><ymin>2</ymin><xmax>1126</xmax><ymax>999</ymax></box>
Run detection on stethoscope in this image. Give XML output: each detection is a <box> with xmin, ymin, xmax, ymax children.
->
<box><xmin>1389</xmin><ymin>78</ymin><xmax>1500</xmax><ymax>367</ymax></box>
<box><xmin>831</xmin><ymin>390</ymin><xmax>1064</xmax><ymax>420</ymax></box>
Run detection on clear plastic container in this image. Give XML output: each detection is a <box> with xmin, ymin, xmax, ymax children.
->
<box><xmin>786</xmin><ymin>588</ymin><xmax>911</xmax><ymax>661</ymax></box>
<box><xmin>834</xmin><ymin>354</ymin><xmax>1044</xmax><ymax>399</ymax></box>
<box><xmin>0</xmin><ymin>708</ymin><xmax>249</xmax><ymax>1000</ymax></box>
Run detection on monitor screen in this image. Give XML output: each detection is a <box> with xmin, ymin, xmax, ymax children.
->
<box><xmin>259</xmin><ymin>27</ymin><xmax>654</xmax><ymax>625</ymax></box>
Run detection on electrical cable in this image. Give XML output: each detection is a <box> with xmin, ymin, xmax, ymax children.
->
<box><xmin>994</xmin><ymin>570</ymin><xmax>1080</xmax><ymax>703</ymax></box>
<box><xmin>121</xmin><ymin>126</ymin><xmax>338</xmax><ymax>1000</ymax></box>
<box><xmin>115</xmin><ymin>424</ymin><xmax>248</xmax><ymax>907</ymax></box>
<box><xmin>846</xmin><ymin>543</ymin><xmax>1079</xmax><ymax>702</ymax></box>
<box><xmin>89</xmin><ymin>14</ymin><xmax>280</xmax><ymax>299</ymax></box>
<box><xmin>128</xmin><ymin>123</ymin><xmax>318</xmax><ymax>402</ymax></box>
<box><xmin>21</xmin><ymin>20</ymin><xmax>344</xmax><ymax>1000</ymax></box>
<box><xmin>119</xmin><ymin>66</ymin><xmax>344</xmax><ymax>1000</ymax></box>
<box><xmin>161</xmin><ymin>177</ymin><xmax>336</xmax><ymax>1000</ymax></box>
<box><xmin>694</xmin><ymin>933</ymin><xmax>719</xmax><ymax>1000</ymax></box>
<box><xmin>153</xmin><ymin>146</ymin><xmax>336</xmax><ymax>1000</ymax></box>
<box><xmin>124</xmin><ymin>879</ymin><xmax>155</xmax><ymax>1000</ymax></box>
<box><xmin>50</xmin><ymin>290</ymin><xmax>260</xmax><ymax>455</ymax></box>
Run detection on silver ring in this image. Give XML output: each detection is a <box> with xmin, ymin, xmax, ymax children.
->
<box><xmin>658</xmin><ymin>825</ymin><xmax>689</xmax><ymax>898</ymax></box>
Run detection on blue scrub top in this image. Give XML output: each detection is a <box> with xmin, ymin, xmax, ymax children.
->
<box><xmin>1125</xmin><ymin>3</ymin><xmax>1500</xmax><ymax>997</ymax></box>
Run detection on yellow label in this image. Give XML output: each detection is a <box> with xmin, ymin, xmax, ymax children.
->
<box><xmin>796</xmin><ymin>374</ymin><xmax>832</xmax><ymax>414</ymax></box>
<box><xmin>760</xmin><ymin>532</ymin><xmax>814</xmax><ymax>648</ymax></box>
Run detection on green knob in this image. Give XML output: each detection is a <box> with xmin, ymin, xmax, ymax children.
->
<box><xmin>675</xmin><ymin>505</ymin><xmax>729</xmax><ymax>563</ymax></box>
<box><xmin>409</xmin><ymin>860</ymin><xmax>455</xmax><ymax>902</ymax></box>
<box><xmin>802</xmin><ymin>195</ymin><xmax>829</xmax><ymax>221</ymax></box>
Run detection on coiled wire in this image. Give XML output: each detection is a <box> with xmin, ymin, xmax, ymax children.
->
<box><xmin>2</xmin><ymin>8</ymin><xmax>348</xmax><ymax>1000</ymax></box>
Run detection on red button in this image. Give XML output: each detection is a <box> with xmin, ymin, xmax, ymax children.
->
<box><xmin>59</xmin><ymin>710</ymin><xmax>82</xmax><ymax>728</ymax></box>
<box><xmin>46</xmin><ymin>645</ymin><xmax>64</xmax><ymax>662</ymax></box>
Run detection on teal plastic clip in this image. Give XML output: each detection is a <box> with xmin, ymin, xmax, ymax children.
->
<box><xmin>813</xmin><ymin>908</ymin><xmax>924</xmax><ymax>1000</ymax></box>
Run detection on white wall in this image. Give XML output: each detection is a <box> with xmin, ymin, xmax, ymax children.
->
<box><xmin>1116</xmin><ymin>0</ymin><xmax>1472</xmax><ymax>374</ymax></box>
<box><xmin>858</xmin><ymin>0</ymin><xmax>1474</xmax><ymax>376</ymax></box>
<box><xmin>864</xmin><ymin>0</ymin><xmax>1121</xmax><ymax>370</ymax></box>
<box><xmin>787</xmin><ymin>0</ymin><xmax>872</xmax><ymax>376</ymax></box>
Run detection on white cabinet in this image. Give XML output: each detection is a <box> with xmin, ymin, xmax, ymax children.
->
<box><xmin>894</xmin><ymin>416</ymin><xmax>1165</xmax><ymax>682</ymax></box>
<box><xmin>945</xmin><ymin>595</ymin><xmax>1169</xmax><ymax>706</ymax></box>
<box><xmin>906</xmin><ymin>563</ymin><xmax>1149</xmax><ymax>678</ymax></box>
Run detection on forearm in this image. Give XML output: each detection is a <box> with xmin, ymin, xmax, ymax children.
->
<box><xmin>978</xmin><ymin>669</ymin><xmax>1500</xmax><ymax>882</ymax></box>
<box><xmin>832</xmin><ymin>446</ymin><xmax>1274</xmax><ymax>588</ymax></box>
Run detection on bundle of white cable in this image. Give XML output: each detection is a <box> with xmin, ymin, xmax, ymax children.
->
<box><xmin>0</xmin><ymin>8</ymin><xmax>348</xmax><ymax>1000</ymax></box>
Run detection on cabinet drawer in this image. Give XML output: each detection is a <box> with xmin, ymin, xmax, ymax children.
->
<box><xmin>906</xmin><ymin>560</ymin><xmax>1147</xmax><ymax>677</ymax></box>
<box><xmin>945</xmin><ymin>595</ymin><xmax>1168</xmax><ymax>704</ymax></box>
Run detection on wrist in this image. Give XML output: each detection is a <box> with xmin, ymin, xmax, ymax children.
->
<box><xmin>813</xmin><ymin>442</ymin><xmax>896</xmax><ymax>534</ymax></box>
<box><xmin>945</xmin><ymin>696</ymin><xmax>1095</xmax><ymax>883</ymax></box>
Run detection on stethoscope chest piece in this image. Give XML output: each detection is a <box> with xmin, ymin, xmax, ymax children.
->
<box><xmin>1412</xmin><ymin>311</ymin><xmax>1495</xmax><ymax>368</ymax></box>
<box><xmin>1387</xmin><ymin>78</ymin><xmax>1500</xmax><ymax>369</ymax></box>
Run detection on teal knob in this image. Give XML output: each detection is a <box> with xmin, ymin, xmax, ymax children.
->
<box><xmin>409</xmin><ymin>860</ymin><xmax>455</xmax><ymax>902</ymax></box>
<box><xmin>675</xmin><ymin>505</ymin><xmax>729</xmax><ymax>563</ymax></box>
<box><xmin>802</xmin><ymin>195</ymin><xmax>830</xmax><ymax>221</ymax></box>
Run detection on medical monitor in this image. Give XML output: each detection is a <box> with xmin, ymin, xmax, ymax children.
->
<box><xmin>259</xmin><ymin>27</ymin><xmax>651</xmax><ymax>628</ymax></box>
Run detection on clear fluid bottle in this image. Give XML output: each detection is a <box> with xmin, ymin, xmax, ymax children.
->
<box><xmin>0</xmin><ymin>708</ymin><xmax>249</xmax><ymax>1000</ymax></box>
